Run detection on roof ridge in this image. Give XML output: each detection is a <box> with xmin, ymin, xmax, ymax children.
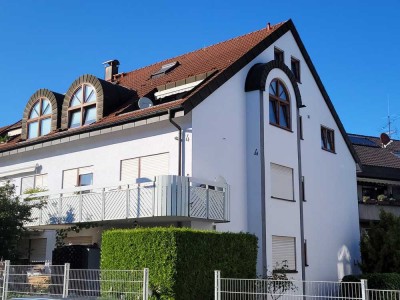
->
<box><xmin>122</xmin><ymin>21</ymin><xmax>288</xmax><ymax>77</ymax></box>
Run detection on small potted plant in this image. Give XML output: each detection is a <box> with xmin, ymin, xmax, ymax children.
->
<box><xmin>377</xmin><ymin>194</ymin><xmax>388</xmax><ymax>203</ymax></box>
<box><xmin>362</xmin><ymin>196</ymin><xmax>370</xmax><ymax>203</ymax></box>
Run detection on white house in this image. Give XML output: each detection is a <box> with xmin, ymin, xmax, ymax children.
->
<box><xmin>0</xmin><ymin>19</ymin><xmax>361</xmax><ymax>281</ymax></box>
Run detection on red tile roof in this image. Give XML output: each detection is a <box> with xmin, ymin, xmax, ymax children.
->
<box><xmin>349</xmin><ymin>133</ymin><xmax>400</xmax><ymax>169</ymax></box>
<box><xmin>0</xmin><ymin>21</ymin><xmax>286</xmax><ymax>152</ymax></box>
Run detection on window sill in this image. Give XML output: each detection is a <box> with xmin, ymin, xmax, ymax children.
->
<box><xmin>273</xmin><ymin>270</ymin><xmax>298</xmax><ymax>274</ymax></box>
<box><xmin>321</xmin><ymin>147</ymin><xmax>336</xmax><ymax>154</ymax></box>
<box><xmin>271</xmin><ymin>196</ymin><xmax>295</xmax><ymax>202</ymax></box>
<box><xmin>269</xmin><ymin>123</ymin><xmax>293</xmax><ymax>133</ymax></box>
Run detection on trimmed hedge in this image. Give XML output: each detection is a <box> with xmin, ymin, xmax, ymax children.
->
<box><xmin>101</xmin><ymin>227</ymin><xmax>257</xmax><ymax>300</ymax></box>
<box><xmin>343</xmin><ymin>273</ymin><xmax>400</xmax><ymax>290</ymax></box>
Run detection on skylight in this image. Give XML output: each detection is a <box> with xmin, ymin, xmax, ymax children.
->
<box><xmin>151</xmin><ymin>61</ymin><xmax>179</xmax><ymax>78</ymax></box>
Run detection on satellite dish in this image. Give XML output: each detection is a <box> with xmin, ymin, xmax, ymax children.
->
<box><xmin>380</xmin><ymin>133</ymin><xmax>392</xmax><ymax>147</ymax></box>
<box><xmin>138</xmin><ymin>97</ymin><xmax>153</xmax><ymax>109</ymax></box>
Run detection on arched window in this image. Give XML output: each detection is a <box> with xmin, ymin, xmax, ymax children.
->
<box><xmin>68</xmin><ymin>84</ymin><xmax>97</xmax><ymax>128</ymax></box>
<box><xmin>27</xmin><ymin>98</ymin><xmax>52</xmax><ymax>138</ymax></box>
<box><xmin>269</xmin><ymin>79</ymin><xmax>290</xmax><ymax>129</ymax></box>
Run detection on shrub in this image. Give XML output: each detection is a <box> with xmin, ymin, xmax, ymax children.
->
<box><xmin>101</xmin><ymin>227</ymin><xmax>257</xmax><ymax>300</ymax></box>
<box><xmin>343</xmin><ymin>273</ymin><xmax>400</xmax><ymax>290</ymax></box>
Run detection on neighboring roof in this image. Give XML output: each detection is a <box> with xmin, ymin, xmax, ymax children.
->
<box><xmin>0</xmin><ymin>19</ymin><xmax>358</xmax><ymax>165</ymax></box>
<box><xmin>349</xmin><ymin>133</ymin><xmax>400</xmax><ymax>180</ymax></box>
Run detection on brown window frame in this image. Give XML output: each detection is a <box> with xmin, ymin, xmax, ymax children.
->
<box><xmin>321</xmin><ymin>126</ymin><xmax>335</xmax><ymax>153</ymax></box>
<box><xmin>291</xmin><ymin>56</ymin><xmax>301</xmax><ymax>82</ymax></box>
<box><xmin>269</xmin><ymin>79</ymin><xmax>291</xmax><ymax>130</ymax></box>
<box><xmin>274</xmin><ymin>47</ymin><xmax>284</xmax><ymax>63</ymax></box>
<box><xmin>68</xmin><ymin>83</ymin><xmax>97</xmax><ymax>128</ymax></box>
<box><xmin>27</xmin><ymin>97</ymin><xmax>52</xmax><ymax>139</ymax></box>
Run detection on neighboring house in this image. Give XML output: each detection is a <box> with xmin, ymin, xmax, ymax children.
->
<box><xmin>0</xmin><ymin>19</ymin><xmax>360</xmax><ymax>281</ymax></box>
<box><xmin>349</xmin><ymin>133</ymin><xmax>400</xmax><ymax>229</ymax></box>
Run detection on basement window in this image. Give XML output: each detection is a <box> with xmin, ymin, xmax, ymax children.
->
<box><xmin>151</xmin><ymin>61</ymin><xmax>179</xmax><ymax>78</ymax></box>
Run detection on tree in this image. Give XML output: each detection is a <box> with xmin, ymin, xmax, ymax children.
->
<box><xmin>0</xmin><ymin>182</ymin><xmax>41</xmax><ymax>261</ymax></box>
<box><xmin>360</xmin><ymin>210</ymin><xmax>400</xmax><ymax>273</ymax></box>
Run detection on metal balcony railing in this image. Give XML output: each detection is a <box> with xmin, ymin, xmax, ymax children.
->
<box><xmin>23</xmin><ymin>175</ymin><xmax>230</xmax><ymax>227</ymax></box>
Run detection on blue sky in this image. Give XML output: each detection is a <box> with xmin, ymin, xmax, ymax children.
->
<box><xmin>0</xmin><ymin>0</ymin><xmax>399</xmax><ymax>137</ymax></box>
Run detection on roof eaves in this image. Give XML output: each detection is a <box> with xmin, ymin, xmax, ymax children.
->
<box><xmin>0</xmin><ymin>101</ymin><xmax>184</xmax><ymax>154</ymax></box>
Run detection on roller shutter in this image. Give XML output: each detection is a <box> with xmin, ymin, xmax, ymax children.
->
<box><xmin>271</xmin><ymin>163</ymin><xmax>294</xmax><ymax>200</ymax></box>
<box><xmin>272</xmin><ymin>236</ymin><xmax>296</xmax><ymax>271</ymax></box>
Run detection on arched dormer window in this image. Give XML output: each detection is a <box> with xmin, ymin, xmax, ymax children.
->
<box><xmin>68</xmin><ymin>84</ymin><xmax>97</xmax><ymax>128</ymax></box>
<box><xmin>21</xmin><ymin>89</ymin><xmax>64</xmax><ymax>140</ymax></box>
<box><xmin>27</xmin><ymin>98</ymin><xmax>52</xmax><ymax>139</ymax></box>
<box><xmin>269</xmin><ymin>79</ymin><xmax>290</xmax><ymax>130</ymax></box>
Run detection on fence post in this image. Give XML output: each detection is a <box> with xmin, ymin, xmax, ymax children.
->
<box><xmin>361</xmin><ymin>279</ymin><xmax>367</xmax><ymax>300</ymax></box>
<box><xmin>63</xmin><ymin>263</ymin><xmax>70</xmax><ymax>298</ymax></box>
<box><xmin>215</xmin><ymin>270</ymin><xmax>221</xmax><ymax>300</ymax></box>
<box><xmin>143</xmin><ymin>268</ymin><xmax>149</xmax><ymax>300</ymax></box>
<box><xmin>2</xmin><ymin>260</ymin><xmax>10</xmax><ymax>300</ymax></box>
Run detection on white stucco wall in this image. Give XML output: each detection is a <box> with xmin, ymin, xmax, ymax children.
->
<box><xmin>192</xmin><ymin>30</ymin><xmax>360</xmax><ymax>280</ymax></box>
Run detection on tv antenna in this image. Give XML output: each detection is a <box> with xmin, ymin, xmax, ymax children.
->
<box><xmin>380</xmin><ymin>97</ymin><xmax>399</xmax><ymax>138</ymax></box>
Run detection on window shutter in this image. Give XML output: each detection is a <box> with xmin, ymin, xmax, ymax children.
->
<box><xmin>35</xmin><ymin>174</ymin><xmax>48</xmax><ymax>189</ymax></box>
<box><xmin>78</xmin><ymin>166</ymin><xmax>93</xmax><ymax>175</ymax></box>
<box><xmin>21</xmin><ymin>176</ymin><xmax>35</xmax><ymax>194</ymax></box>
<box><xmin>272</xmin><ymin>236</ymin><xmax>296</xmax><ymax>271</ymax></box>
<box><xmin>140</xmin><ymin>153</ymin><xmax>169</xmax><ymax>179</ymax></box>
<box><xmin>30</xmin><ymin>238</ymin><xmax>47</xmax><ymax>263</ymax></box>
<box><xmin>121</xmin><ymin>158</ymin><xmax>139</xmax><ymax>182</ymax></box>
<box><xmin>63</xmin><ymin>169</ymin><xmax>78</xmax><ymax>189</ymax></box>
<box><xmin>64</xmin><ymin>236</ymin><xmax>92</xmax><ymax>245</ymax></box>
<box><xmin>271</xmin><ymin>163</ymin><xmax>293</xmax><ymax>200</ymax></box>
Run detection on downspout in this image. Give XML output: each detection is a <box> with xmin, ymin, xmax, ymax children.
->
<box><xmin>297</xmin><ymin>104</ymin><xmax>306</xmax><ymax>282</ymax></box>
<box><xmin>259</xmin><ymin>90</ymin><xmax>268</xmax><ymax>276</ymax></box>
<box><xmin>168</xmin><ymin>109</ymin><xmax>182</xmax><ymax>176</ymax></box>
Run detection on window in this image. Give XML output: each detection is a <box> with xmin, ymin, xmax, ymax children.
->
<box><xmin>68</xmin><ymin>84</ymin><xmax>97</xmax><ymax>128</ymax></box>
<box><xmin>272</xmin><ymin>236</ymin><xmax>296</xmax><ymax>271</ymax></box>
<box><xmin>121</xmin><ymin>153</ymin><xmax>169</xmax><ymax>183</ymax></box>
<box><xmin>269</xmin><ymin>79</ymin><xmax>290</xmax><ymax>130</ymax></box>
<box><xmin>321</xmin><ymin>126</ymin><xmax>335</xmax><ymax>152</ymax></box>
<box><xmin>30</xmin><ymin>238</ymin><xmax>47</xmax><ymax>263</ymax></box>
<box><xmin>270</xmin><ymin>163</ymin><xmax>294</xmax><ymax>201</ymax></box>
<box><xmin>291</xmin><ymin>57</ymin><xmax>300</xmax><ymax>82</ymax></box>
<box><xmin>62</xmin><ymin>166</ymin><xmax>93</xmax><ymax>189</ymax></box>
<box><xmin>21</xmin><ymin>174</ymin><xmax>48</xmax><ymax>194</ymax></box>
<box><xmin>274</xmin><ymin>47</ymin><xmax>284</xmax><ymax>63</ymax></box>
<box><xmin>27</xmin><ymin>98</ymin><xmax>52</xmax><ymax>139</ymax></box>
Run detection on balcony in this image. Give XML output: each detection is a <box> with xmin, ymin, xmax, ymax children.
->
<box><xmin>359</xmin><ymin>201</ymin><xmax>400</xmax><ymax>222</ymax></box>
<box><xmin>23</xmin><ymin>175</ymin><xmax>230</xmax><ymax>228</ymax></box>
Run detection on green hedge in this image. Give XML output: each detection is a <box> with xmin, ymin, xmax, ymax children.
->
<box><xmin>343</xmin><ymin>273</ymin><xmax>400</xmax><ymax>290</ymax></box>
<box><xmin>101</xmin><ymin>227</ymin><xmax>257</xmax><ymax>300</ymax></box>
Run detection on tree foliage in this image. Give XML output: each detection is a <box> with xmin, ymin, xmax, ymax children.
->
<box><xmin>360</xmin><ymin>210</ymin><xmax>400</xmax><ymax>273</ymax></box>
<box><xmin>0</xmin><ymin>182</ymin><xmax>41</xmax><ymax>261</ymax></box>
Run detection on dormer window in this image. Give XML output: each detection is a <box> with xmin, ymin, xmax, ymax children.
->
<box><xmin>27</xmin><ymin>98</ymin><xmax>52</xmax><ymax>139</ymax></box>
<box><xmin>68</xmin><ymin>84</ymin><xmax>97</xmax><ymax>128</ymax></box>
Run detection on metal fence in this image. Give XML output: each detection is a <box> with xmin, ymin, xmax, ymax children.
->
<box><xmin>367</xmin><ymin>289</ymin><xmax>400</xmax><ymax>300</ymax></box>
<box><xmin>215</xmin><ymin>271</ymin><xmax>366</xmax><ymax>300</ymax></box>
<box><xmin>0</xmin><ymin>261</ymin><xmax>149</xmax><ymax>300</ymax></box>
